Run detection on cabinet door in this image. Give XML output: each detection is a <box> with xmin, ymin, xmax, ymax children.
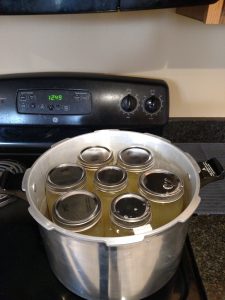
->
<box><xmin>176</xmin><ymin>0</ymin><xmax>225</xmax><ymax>24</ymax></box>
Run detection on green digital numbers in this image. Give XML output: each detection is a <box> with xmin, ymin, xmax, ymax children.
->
<box><xmin>48</xmin><ymin>94</ymin><xmax>63</xmax><ymax>101</ymax></box>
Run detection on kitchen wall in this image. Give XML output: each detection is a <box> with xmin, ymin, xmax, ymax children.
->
<box><xmin>0</xmin><ymin>9</ymin><xmax>225</xmax><ymax>117</ymax></box>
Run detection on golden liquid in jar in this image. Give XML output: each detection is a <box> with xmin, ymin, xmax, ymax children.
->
<box><xmin>81</xmin><ymin>217</ymin><xmax>104</xmax><ymax>237</ymax></box>
<box><xmin>45</xmin><ymin>176</ymin><xmax>185</xmax><ymax>235</ymax></box>
<box><xmin>126</xmin><ymin>171</ymin><xmax>140</xmax><ymax>193</ymax></box>
<box><xmin>149</xmin><ymin>195</ymin><xmax>184</xmax><ymax>229</ymax></box>
<box><xmin>94</xmin><ymin>188</ymin><xmax>128</xmax><ymax>236</ymax></box>
<box><xmin>46</xmin><ymin>183</ymin><xmax>86</xmax><ymax>220</ymax></box>
<box><xmin>46</xmin><ymin>189</ymin><xmax>63</xmax><ymax>219</ymax></box>
<box><xmin>51</xmin><ymin>214</ymin><xmax>104</xmax><ymax>237</ymax></box>
<box><xmin>84</xmin><ymin>169</ymin><xmax>96</xmax><ymax>192</ymax></box>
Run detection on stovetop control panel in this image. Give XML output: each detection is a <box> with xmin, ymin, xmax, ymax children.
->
<box><xmin>0</xmin><ymin>74</ymin><xmax>169</xmax><ymax>127</ymax></box>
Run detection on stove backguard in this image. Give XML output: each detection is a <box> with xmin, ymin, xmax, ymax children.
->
<box><xmin>0</xmin><ymin>73</ymin><xmax>169</xmax><ymax>149</ymax></box>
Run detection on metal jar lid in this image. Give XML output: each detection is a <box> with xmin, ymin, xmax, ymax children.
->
<box><xmin>139</xmin><ymin>169</ymin><xmax>184</xmax><ymax>203</ymax></box>
<box><xmin>110</xmin><ymin>193</ymin><xmax>151</xmax><ymax>229</ymax></box>
<box><xmin>78</xmin><ymin>146</ymin><xmax>113</xmax><ymax>169</ymax></box>
<box><xmin>52</xmin><ymin>191</ymin><xmax>102</xmax><ymax>232</ymax></box>
<box><xmin>94</xmin><ymin>165</ymin><xmax>128</xmax><ymax>192</ymax></box>
<box><xmin>46</xmin><ymin>164</ymin><xmax>86</xmax><ymax>193</ymax></box>
<box><xmin>117</xmin><ymin>146</ymin><xmax>154</xmax><ymax>172</ymax></box>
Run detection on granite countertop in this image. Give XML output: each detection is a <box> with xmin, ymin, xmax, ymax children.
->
<box><xmin>171</xmin><ymin>142</ymin><xmax>225</xmax><ymax>300</ymax></box>
<box><xmin>188</xmin><ymin>215</ymin><xmax>225</xmax><ymax>300</ymax></box>
<box><xmin>171</xmin><ymin>142</ymin><xmax>225</xmax><ymax>299</ymax></box>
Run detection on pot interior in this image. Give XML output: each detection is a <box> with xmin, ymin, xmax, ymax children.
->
<box><xmin>25</xmin><ymin>130</ymin><xmax>200</xmax><ymax>235</ymax></box>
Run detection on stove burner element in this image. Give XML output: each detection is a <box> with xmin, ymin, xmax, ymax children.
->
<box><xmin>0</xmin><ymin>160</ymin><xmax>25</xmax><ymax>207</ymax></box>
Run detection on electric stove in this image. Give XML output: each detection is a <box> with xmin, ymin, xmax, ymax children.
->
<box><xmin>0</xmin><ymin>74</ymin><xmax>207</xmax><ymax>300</ymax></box>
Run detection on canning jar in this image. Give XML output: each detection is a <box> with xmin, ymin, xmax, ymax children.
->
<box><xmin>117</xmin><ymin>146</ymin><xmax>154</xmax><ymax>193</ymax></box>
<box><xmin>107</xmin><ymin>193</ymin><xmax>152</xmax><ymax>237</ymax></box>
<box><xmin>94</xmin><ymin>165</ymin><xmax>128</xmax><ymax>233</ymax></box>
<box><xmin>52</xmin><ymin>191</ymin><xmax>103</xmax><ymax>236</ymax></box>
<box><xmin>46</xmin><ymin>164</ymin><xmax>86</xmax><ymax>218</ymax></box>
<box><xmin>77</xmin><ymin>146</ymin><xmax>114</xmax><ymax>191</ymax></box>
<box><xmin>139</xmin><ymin>169</ymin><xmax>184</xmax><ymax>228</ymax></box>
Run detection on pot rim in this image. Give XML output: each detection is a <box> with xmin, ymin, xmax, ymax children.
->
<box><xmin>24</xmin><ymin>129</ymin><xmax>201</xmax><ymax>246</ymax></box>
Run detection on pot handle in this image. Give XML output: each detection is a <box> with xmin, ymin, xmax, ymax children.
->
<box><xmin>21</xmin><ymin>168</ymin><xmax>31</xmax><ymax>192</ymax></box>
<box><xmin>186</xmin><ymin>152</ymin><xmax>225</xmax><ymax>187</ymax></box>
<box><xmin>28</xmin><ymin>206</ymin><xmax>54</xmax><ymax>231</ymax></box>
<box><xmin>198</xmin><ymin>157</ymin><xmax>225</xmax><ymax>187</ymax></box>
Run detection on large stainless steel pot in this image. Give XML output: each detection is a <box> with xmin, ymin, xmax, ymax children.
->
<box><xmin>20</xmin><ymin>130</ymin><xmax>224</xmax><ymax>300</ymax></box>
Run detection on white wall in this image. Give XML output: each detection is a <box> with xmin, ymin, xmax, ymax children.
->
<box><xmin>0</xmin><ymin>9</ymin><xmax>225</xmax><ymax>117</ymax></box>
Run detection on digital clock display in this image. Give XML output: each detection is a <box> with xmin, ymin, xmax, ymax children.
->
<box><xmin>17</xmin><ymin>88</ymin><xmax>92</xmax><ymax>115</ymax></box>
<box><xmin>48</xmin><ymin>94</ymin><xmax>63</xmax><ymax>101</ymax></box>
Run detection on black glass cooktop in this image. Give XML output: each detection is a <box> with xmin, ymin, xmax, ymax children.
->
<box><xmin>0</xmin><ymin>197</ymin><xmax>207</xmax><ymax>300</ymax></box>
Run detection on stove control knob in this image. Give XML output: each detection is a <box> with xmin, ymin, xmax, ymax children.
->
<box><xmin>144</xmin><ymin>96</ymin><xmax>161</xmax><ymax>114</ymax></box>
<box><xmin>121</xmin><ymin>94</ymin><xmax>137</xmax><ymax>113</ymax></box>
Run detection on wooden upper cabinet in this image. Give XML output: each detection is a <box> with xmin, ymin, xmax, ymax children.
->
<box><xmin>176</xmin><ymin>0</ymin><xmax>225</xmax><ymax>24</ymax></box>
